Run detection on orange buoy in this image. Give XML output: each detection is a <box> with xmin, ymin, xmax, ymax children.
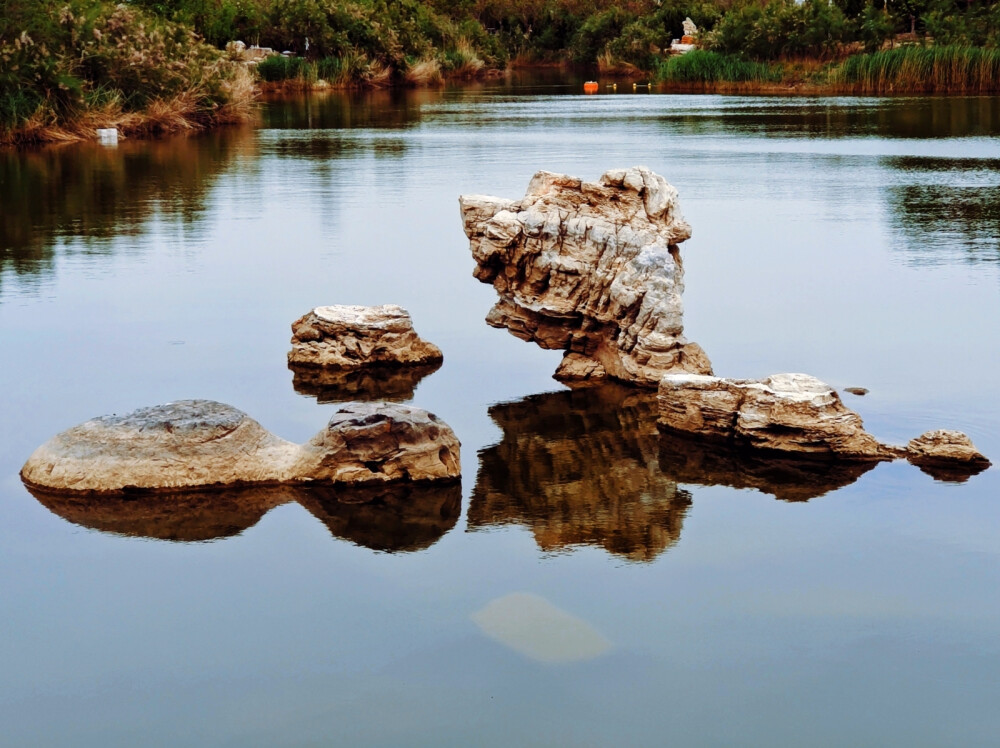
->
<box><xmin>583</xmin><ymin>81</ymin><xmax>599</xmax><ymax>94</ymax></box>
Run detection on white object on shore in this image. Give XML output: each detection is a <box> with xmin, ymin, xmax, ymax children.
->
<box><xmin>96</xmin><ymin>128</ymin><xmax>118</xmax><ymax>146</ymax></box>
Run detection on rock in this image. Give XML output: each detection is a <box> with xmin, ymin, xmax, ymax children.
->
<box><xmin>658</xmin><ymin>373</ymin><xmax>895</xmax><ymax>460</ymax></box>
<box><xmin>288</xmin><ymin>304</ymin><xmax>442</xmax><ymax>369</ymax></box>
<box><xmin>469</xmin><ymin>384</ymin><xmax>692</xmax><ymax>562</ymax></box>
<box><xmin>21</xmin><ymin>400</ymin><xmax>460</xmax><ymax>493</ymax></box>
<box><xmin>290</xmin><ymin>360</ymin><xmax>441</xmax><ymax>403</ymax></box>
<box><xmin>844</xmin><ymin>387</ymin><xmax>869</xmax><ymax>396</ymax></box>
<box><xmin>293</xmin><ymin>402</ymin><xmax>461</xmax><ymax>484</ymax></box>
<box><xmin>906</xmin><ymin>429</ymin><xmax>991</xmax><ymax>481</ymax></box>
<box><xmin>459</xmin><ymin>167</ymin><xmax>712</xmax><ymax>387</ymax></box>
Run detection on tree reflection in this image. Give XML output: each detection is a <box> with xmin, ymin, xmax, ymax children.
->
<box><xmin>26</xmin><ymin>480</ymin><xmax>460</xmax><ymax>551</ymax></box>
<box><xmin>883</xmin><ymin>155</ymin><xmax>1000</xmax><ymax>267</ymax></box>
<box><xmin>0</xmin><ymin>128</ymin><xmax>255</xmax><ymax>293</ymax></box>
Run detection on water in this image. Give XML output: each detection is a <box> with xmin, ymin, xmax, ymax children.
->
<box><xmin>1</xmin><ymin>85</ymin><xmax>999</xmax><ymax>746</ymax></box>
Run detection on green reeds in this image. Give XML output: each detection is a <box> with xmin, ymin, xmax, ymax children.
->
<box><xmin>656</xmin><ymin>50</ymin><xmax>784</xmax><ymax>84</ymax></box>
<box><xmin>834</xmin><ymin>45</ymin><xmax>1000</xmax><ymax>93</ymax></box>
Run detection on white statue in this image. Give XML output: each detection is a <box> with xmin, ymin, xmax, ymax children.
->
<box><xmin>682</xmin><ymin>17</ymin><xmax>698</xmax><ymax>37</ymax></box>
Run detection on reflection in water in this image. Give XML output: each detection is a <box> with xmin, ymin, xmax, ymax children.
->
<box><xmin>296</xmin><ymin>482</ymin><xmax>461</xmax><ymax>553</ymax></box>
<box><xmin>260</xmin><ymin>89</ymin><xmax>438</xmax><ymax>130</ymax></box>
<box><xmin>27</xmin><ymin>480</ymin><xmax>460</xmax><ymax>551</ymax></box>
<box><xmin>0</xmin><ymin>129</ymin><xmax>255</xmax><ymax>292</ymax></box>
<box><xmin>471</xmin><ymin>592</ymin><xmax>611</xmax><ymax>664</ymax></box>
<box><xmin>470</xmin><ymin>385</ymin><xmax>692</xmax><ymax>562</ymax></box>
<box><xmin>472</xmin><ymin>385</ymin><xmax>883</xmax><ymax>561</ymax></box>
<box><xmin>883</xmin><ymin>155</ymin><xmax>1000</xmax><ymax>266</ymax></box>
<box><xmin>290</xmin><ymin>361</ymin><xmax>441</xmax><ymax>403</ymax></box>
<box><xmin>657</xmin><ymin>432</ymin><xmax>877</xmax><ymax>503</ymax></box>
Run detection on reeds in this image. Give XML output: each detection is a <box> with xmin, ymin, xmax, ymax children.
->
<box><xmin>443</xmin><ymin>38</ymin><xmax>485</xmax><ymax>78</ymax></box>
<box><xmin>404</xmin><ymin>58</ymin><xmax>444</xmax><ymax>86</ymax></box>
<box><xmin>833</xmin><ymin>45</ymin><xmax>1000</xmax><ymax>93</ymax></box>
<box><xmin>656</xmin><ymin>50</ymin><xmax>785</xmax><ymax>84</ymax></box>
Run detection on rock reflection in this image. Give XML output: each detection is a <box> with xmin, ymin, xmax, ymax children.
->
<box><xmin>469</xmin><ymin>385</ymin><xmax>693</xmax><ymax>562</ymax></box>
<box><xmin>27</xmin><ymin>480</ymin><xmax>460</xmax><ymax>551</ymax></box>
<box><xmin>657</xmin><ymin>432</ymin><xmax>877</xmax><ymax>502</ymax></box>
<box><xmin>296</xmin><ymin>482</ymin><xmax>461</xmax><ymax>553</ymax></box>
<box><xmin>290</xmin><ymin>361</ymin><xmax>441</xmax><ymax>403</ymax></box>
<box><xmin>472</xmin><ymin>384</ymin><xmax>883</xmax><ymax>560</ymax></box>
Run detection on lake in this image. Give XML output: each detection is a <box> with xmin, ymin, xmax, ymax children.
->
<box><xmin>1</xmin><ymin>80</ymin><xmax>999</xmax><ymax>746</ymax></box>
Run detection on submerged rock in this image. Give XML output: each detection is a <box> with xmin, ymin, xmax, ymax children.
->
<box><xmin>21</xmin><ymin>399</ymin><xmax>460</xmax><ymax>493</ymax></box>
<box><xmin>658</xmin><ymin>373</ymin><xmax>895</xmax><ymax>460</ymax></box>
<box><xmin>459</xmin><ymin>167</ymin><xmax>712</xmax><ymax>387</ymax></box>
<box><xmin>288</xmin><ymin>304</ymin><xmax>443</xmax><ymax>369</ymax></box>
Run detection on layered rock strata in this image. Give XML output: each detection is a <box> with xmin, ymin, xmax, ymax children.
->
<box><xmin>459</xmin><ymin>167</ymin><xmax>712</xmax><ymax>387</ymax></box>
<box><xmin>21</xmin><ymin>399</ymin><xmax>460</xmax><ymax>493</ymax></box>
<box><xmin>288</xmin><ymin>304</ymin><xmax>443</xmax><ymax>369</ymax></box>
<box><xmin>658</xmin><ymin>373</ymin><xmax>990</xmax><ymax>471</ymax></box>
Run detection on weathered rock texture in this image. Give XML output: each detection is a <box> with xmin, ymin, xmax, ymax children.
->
<box><xmin>459</xmin><ymin>167</ymin><xmax>712</xmax><ymax>387</ymax></box>
<box><xmin>21</xmin><ymin>399</ymin><xmax>460</xmax><ymax>493</ymax></box>
<box><xmin>28</xmin><ymin>481</ymin><xmax>460</xmax><ymax>550</ymax></box>
<box><xmin>658</xmin><ymin>373</ymin><xmax>990</xmax><ymax>472</ymax></box>
<box><xmin>290</xmin><ymin>361</ymin><xmax>441</xmax><ymax>404</ymax></box>
<box><xmin>658</xmin><ymin>373</ymin><xmax>893</xmax><ymax>460</ymax></box>
<box><xmin>288</xmin><ymin>305</ymin><xmax>443</xmax><ymax>369</ymax></box>
<box><xmin>469</xmin><ymin>385</ymin><xmax>693</xmax><ymax>562</ymax></box>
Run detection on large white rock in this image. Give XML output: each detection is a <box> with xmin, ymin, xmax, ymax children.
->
<box><xmin>460</xmin><ymin>167</ymin><xmax>712</xmax><ymax>387</ymax></box>
<box><xmin>21</xmin><ymin>400</ymin><xmax>460</xmax><ymax>493</ymax></box>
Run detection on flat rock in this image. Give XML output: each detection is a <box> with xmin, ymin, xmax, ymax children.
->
<box><xmin>288</xmin><ymin>304</ymin><xmax>443</xmax><ymax>369</ymax></box>
<box><xmin>22</xmin><ymin>400</ymin><xmax>460</xmax><ymax>493</ymax></box>
<box><xmin>459</xmin><ymin>166</ymin><xmax>712</xmax><ymax>387</ymax></box>
<box><xmin>658</xmin><ymin>373</ymin><xmax>894</xmax><ymax>459</ymax></box>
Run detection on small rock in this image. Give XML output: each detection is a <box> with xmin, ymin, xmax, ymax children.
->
<box><xmin>288</xmin><ymin>304</ymin><xmax>442</xmax><ymax>369</ymax></box>
<box><xmin>907</xmin><ymin>429</ymin><xmax>991</xmax><ymax>470</ymax></box>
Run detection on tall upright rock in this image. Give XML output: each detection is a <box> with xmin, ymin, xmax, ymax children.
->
<box><xmin>460</xmin><ymin>167</ymin><xmax>712</xmax><ymax>387</ymax></box>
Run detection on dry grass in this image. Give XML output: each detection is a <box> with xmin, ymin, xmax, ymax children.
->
<box><xmin>405</xmin><ymin>58</ymin><xmax>444</xmax><ymax>86</ymax></box>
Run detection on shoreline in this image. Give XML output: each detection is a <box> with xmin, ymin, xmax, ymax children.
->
<box><xmin>5</xmin><ymin>61</ymin><xmax>998</xmax><ymax>148</ymax></box>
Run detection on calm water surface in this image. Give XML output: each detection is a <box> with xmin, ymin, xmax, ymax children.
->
<box><xmin>2</xmin><ymin>83</ymin><xmax>999</xmax><ymax>746</ymax></box>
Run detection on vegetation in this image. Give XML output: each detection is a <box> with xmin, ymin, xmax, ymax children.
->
<box><xmin>834</xmin><ymin>44</ymin><xmax>1000</xmax><ymax>92</ymax></box>
<box><xmin>4</xmin><ymin>0</ymin><xmax>1000</xmax><ymax>144</ymax></box>
<box><xmin>1</xmin><ymin>0</ymin><xmax>253</xmax><ymax>144</ymax></box>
